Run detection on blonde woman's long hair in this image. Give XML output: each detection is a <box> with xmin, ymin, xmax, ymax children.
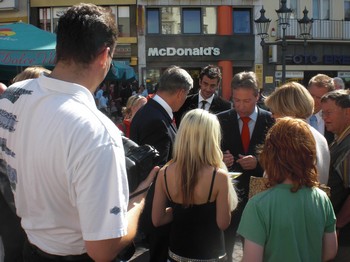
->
<box><xmin>170</xmin><ymin>109</ymin><xmax>226</xmax><ymax>206</ymax></box>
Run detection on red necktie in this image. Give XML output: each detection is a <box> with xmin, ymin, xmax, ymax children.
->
<box><xmin>241</xmin><ymin>117</ymin><xmax>250</xmax><ymax>153</ymax></box>
<box><xmin>172</xmin><ymin>117</ymin><xmax>177</xmax><ymax>129</ymax></box>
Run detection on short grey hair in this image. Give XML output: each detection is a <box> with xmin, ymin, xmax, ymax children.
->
<box><xmin>158</xmin><ymin>66</ymin><xmax>193</xmax><ymax>94</ymax></box>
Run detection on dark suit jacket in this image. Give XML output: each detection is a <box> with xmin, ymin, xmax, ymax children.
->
<box><xmin>217</xmin><ymin>107</ymin><xmax>274</xmax><ymax>201</ymax></box>
<box><xmin>324</xmin><ymin>127</ymin><xmax>335</xmax><ymax>145</ymax></box>
<box><xmin>130</xmin><ymin>98</ymin><xmax>176</xmax><ymax>166</ymax></box>
<box><xmin>174</xmin><ymin>93</ymin><xmax>231</xmax><ymax>127</ymax></box>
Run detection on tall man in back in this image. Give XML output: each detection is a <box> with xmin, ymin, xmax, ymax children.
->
<box><xmin>217</xmin><ymin>71</ymin><xmax>274</xmax><ymax>261</ymax></box>
<box><xmin>130</xmin><ymin>65</ymin><xmax>193</xmax><ymax>262</ymax></box>
<box><xmin>174</xmin><ymin>64</ymin><xmax>231</xmax><ymax>126</ymax></box>
<box><xmin>307</xmin><ymin>73</ymin><xmax>335</xmax><ymax>144</ymax></box>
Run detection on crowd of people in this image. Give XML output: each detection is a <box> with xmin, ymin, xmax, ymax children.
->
<box><xmin>0</xmin><ymin>3</ymin><xmax>349</xmax><ymax>262</ymax></box>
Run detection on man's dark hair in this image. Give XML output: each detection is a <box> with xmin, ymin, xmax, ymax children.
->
<box><xmin>231</xmin><ymin>71</ymin><xmax>259</xmax><ymax>97</ymax></box>
<box><xmin>199</xmin><ymin>65</ymin><xmax>222</xmax><ymax>83</ymax></box>
<box><xmin>55</xmin><ymin>3</ymin><xmax>118</xmax><ymax>65</ymax></box>
<box><xmin>321</xmin><ymin>89</ymin><xmax>350</xmax><ymax>108</ymax></box>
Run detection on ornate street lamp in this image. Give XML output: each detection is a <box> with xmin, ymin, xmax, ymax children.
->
<box><xmin>298</xmin><ymin>7</ymin><xmax>314</xmax><ymax>42</ymax></box>
<box><xmin>254</xmin><ymin>0</ymin><xmax>313</xmax><ymax>84</ymax></box>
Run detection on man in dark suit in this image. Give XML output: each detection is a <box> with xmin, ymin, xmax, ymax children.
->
<box><xmin>174</xmin><ymin>65</ymin><xmax>231</xmax><ymax>126</ymax></box>
<box><xmin>130</xmin><ymin>65</ymin><xmax>193</xmax><ymax>262</ymax></box>
<box><xmin>307</xmin><ymin>73</ymin><xmax>335</xmax><ymax>144</ymax></box>
<box><xmin>217</xmin><ymin>71</ymin><xmax>274</xmax><ymax>261</ymax></box>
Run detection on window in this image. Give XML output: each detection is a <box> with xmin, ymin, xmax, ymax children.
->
<box><xmin>313</xmin><ymin>0</ymin><xmax>330</xmax><ymax>19</ymax></box>
<box><xmin>203</xmin><ymin>7</ymin><xmax>217</xmax><ymax>34</ymax></box>
<box><xmin>146</xmin><ymin>7</ymin><xmax>216</xmax><ymax>35</ymax></box>
<box><xmin>117</xmin><ymin>7</ymin><xmax>130</xmax><ymax>37</ymax></box>
<box><xmin>287</xmin><ymin>0</ymin><xmax>298</xmax><ymax>18</ymax></box>
<box><xmin>233</xmin><ymin>9</ymin><xmax>251</xmax><ymax>34</ymax></box>
<box><xmin>39</xmin><ymin>7</ymin><xmax>68</xmax><ymax>33</ymax></box>
<box><xmin>183</xmin><ymin>8</ymin><xmax>201</xmax><ymax>34</ymax></box>
<box><xmin>345</xmin><ymin>0</ymin><xmax>350</xmax><ymax>20</ymax></box>
<box><xmin>147</xmin><ymin>9</ymin><xmax>160</xmax><ymax>34</ymax></box>
<box><xmin>161</xmin><ymin>7</ymin><xmax>180</xmax><ymax>34</ymax></box>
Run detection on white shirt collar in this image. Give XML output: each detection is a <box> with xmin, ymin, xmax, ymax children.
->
<box><xmin>153</xmin><ymin>94</ymin><xmax>173</xmax><ymax>119</ymax></box>
<box><xmin>237</xmin><ymin>106</ymin><xmax>258</xmax><ymax>122</ymax></box>
<box><xmin>198</xmin><ymin>91</ymin><xmax>214</xmax><ymax>105</ymax></box>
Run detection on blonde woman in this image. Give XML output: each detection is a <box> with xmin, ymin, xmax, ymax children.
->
<box><xmin>117</xmin><ymin>94</ymin><xmax>147</xmax><ymax>137</ymax></box>
<box><xmin>152</xmin><ymin>109</ymin><xmax>238</xmax><ymax>261</ymax></box>
<box><xmin>264</xmin><ymin>81</ymin><xmax>330</xmax><ymax>184</ymax></box>
<box><xmin>12</xmin><ymin>66</ymin><xmax>51</xmax><ymax>83</ymax></box>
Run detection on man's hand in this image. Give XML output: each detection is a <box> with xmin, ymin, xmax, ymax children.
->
<box><xmin>223</xmin><ymin>150</ymin><xmax>234</xmax><ymax>168</ymax></box>
<box><xmin>236</xmin><ymin>154</ymin><xmax>257</xmax><ymax>170</ymax></box>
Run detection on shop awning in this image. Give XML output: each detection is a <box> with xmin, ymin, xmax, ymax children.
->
<box><xmin>0</xmin><ymin>23</ymin><xmax>136</xmax><ymax>82</ymax></box>
<box><xmin>106</xmin><ymin>60</ymin><xmax>136</xmax><ymax>81</ymax></box>
<box><xmin>0</xmin><ymin>22</ymin><xmax>56</xmax><ymax>67</ymax></box>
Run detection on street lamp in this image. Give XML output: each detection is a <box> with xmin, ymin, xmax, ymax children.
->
<box><xmin>254</xmin><ymin>0</ymin><xmax>313</xmax><ymax>84</ymax></box>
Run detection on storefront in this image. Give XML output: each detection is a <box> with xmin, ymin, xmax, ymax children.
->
<box><xmin>263</xmin><ymin>41</ymin><xmax>350</xmax><ymax>92</ymax></box>
<box><xmin>144</xmin><ymin>34</ymin><xmax>255</xmax><ymax>100</ymax></box>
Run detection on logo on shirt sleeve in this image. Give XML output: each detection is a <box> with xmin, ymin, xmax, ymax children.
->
<box><xmin>110</xmin><ymin>206</ymin><xmax>121</xmax><ymax>215</ymax></box>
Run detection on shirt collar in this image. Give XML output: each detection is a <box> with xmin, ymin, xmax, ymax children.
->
<box><xmin>198</xmin><ymin>91</ymin><xmax>214</xmax><ymax>105</ymax></box>
<box><xmin>236</xmin><ymin>106</ymin><xmax>258</xmax><ymax>122</ymax></box>
<box><xmin>153</xmin><ymin>94</ymin><xmax>173</xmax><ymax>119</ymax></box>
<box><xmin>335</xmin><ymin>124</ymin><xmax>350</xmax><ymax>144</ymax></box>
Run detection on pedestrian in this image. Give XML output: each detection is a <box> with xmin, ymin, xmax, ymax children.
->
<box><xmin>130</xmin><ymin>65</ymin><xmax>193</xmax><ymax>262</ymax></box>
<box><xmin>0</xmin><ymin>3</ymin><xmax>157</xmax><ymax>261</ymax></box>
<box><xmin>152</xmin><ymin>108</ymin><xmax>238</xmax><ymax>261</ymax></box>
<box><xmin>321</xmin><ymin>89</ymin><xmax>350</xmax><ymax>261</ymax></box>
<box><xmin>217</xmin><ymin>71</ymin><xmax>274</xmax><ymax>261</ymax></box>
<box><xmin>0</xmin><ymin>67</ymin><xmax>51</xmax><ymax>262</ymax></box>
<box><xmin>264</xmin><ymin>81</ymin><xmax>330</xmax><ymax>184</ymax></box>
<box><xmin>238</xmin><ymin>117</ymin><xmax>337</xmax><ymax>262</ymax></box>
<box><xmin>307</xmin><ymin>73</ymin><xmax>335</xmax><ymax>144</ymax></box>
<box><xmin>174</xmin><ymin>64</ymin><xmax>231</xmax><ymax>127</ymax></box>
<box><xmin>12</xmin><ymin>66</ymin><xmax>51</xmax><ymax>83</ymax></box>
<box><xmin>118</xmin><ymin>94</ymin><xmax>147</xmax><ymax>137</ymax></box>
<box><xmin>333</xmin><ymin>77</ymin><xmax>345</xmax><ymax>90</ymax></box>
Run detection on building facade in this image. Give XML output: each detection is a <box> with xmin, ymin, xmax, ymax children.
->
<box><xmin>260</xmin><ymin>0</ymin><xmax>350</xmax><ymax>93</ymax></box>
<box><xmin>1</xmin><ymin>0</ymin><xmax>349</xmax><ymax>96</ymax></box>
<box><xmin>138</xmin><ymin>0</ymin><xmax>258</xmax><ymax>100</ymax></box>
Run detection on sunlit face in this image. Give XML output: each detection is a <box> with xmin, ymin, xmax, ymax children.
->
<box><xmin>321</xmin><ymin>99</ymin><xmax>350</xmax><ymax>136</ymax></box>
<box><xmin>199</xmin><ymin>76</ymin><xmax>220</xmax><ymax>100</ymax></box>
<box><xmin>232</xmin><ymin>88</ymin><xmax>259</xmax><ymax>117</ymax></box>
<box><xmin>308</xmin><ymin>85</ymin><xmax>329</xmax><ymax>114</ymax></box>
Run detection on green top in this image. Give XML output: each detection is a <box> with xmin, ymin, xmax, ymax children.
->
<box><xmin>238</xmin><ymin>184</ymin><xmax>336</xmax><ymax>262</ymax></box>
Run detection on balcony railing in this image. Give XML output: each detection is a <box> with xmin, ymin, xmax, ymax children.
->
<box><xmin>276</xmin><ymin>19</ymin><xmax>350</xmax><ymax>40</ymax></box>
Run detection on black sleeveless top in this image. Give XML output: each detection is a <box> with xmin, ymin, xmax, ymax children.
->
<box><xmin>164</xmin><ymin>167</ymin><xmax>225</xmax><ymax>259</ymax></box>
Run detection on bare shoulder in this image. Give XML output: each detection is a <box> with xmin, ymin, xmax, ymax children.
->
<box><xmin>215</xmin><ymin>168</ymin><xmax>230</xmax><ymax>183</ymax></box>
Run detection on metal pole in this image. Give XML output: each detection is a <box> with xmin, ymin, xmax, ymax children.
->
<box><xmin>281</xmin><ymin>26</ymin><xmax>287</xmax><ymax>84</ymax></box>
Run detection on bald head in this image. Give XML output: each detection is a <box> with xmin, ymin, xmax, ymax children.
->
<box><xmin>0</xmin><ymin>82</ymin><xmax>7</xmax><ymax>95</ymax></box>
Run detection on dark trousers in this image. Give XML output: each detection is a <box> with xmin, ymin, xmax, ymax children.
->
<box><xmin>224</xmin><ymin>198</ymin><xmax>246</xmax><ymax>261</ymax></box>
<box><xmin>23</xmin><ymin>240</ymin><xmax>93</xmax><ymax>262</ymax></box>
<box><xmin>0</xmin><ymin>192</ymin><xmax>26</xmax><ymax>262</ymax></box>
<box><xmin>148</xmin><ymin>224</ymin><xmax>170</xmax><ymax>262</ymax></box>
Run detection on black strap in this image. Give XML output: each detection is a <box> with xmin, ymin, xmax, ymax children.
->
<box><xmin>207</xmin><ymin>169</ymin><xmax>217</xmax><ymax>203</ymax></box>
<box><xmin>164</xmin><ymin>166</ymin><xmax>173</xmax><ymax>202</ymax></box>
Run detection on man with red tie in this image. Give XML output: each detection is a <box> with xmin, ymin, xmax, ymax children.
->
<box><xmin>217</xmin><ymin>71</ymin><xmax>274</xmax><ymax>261</ymax></box>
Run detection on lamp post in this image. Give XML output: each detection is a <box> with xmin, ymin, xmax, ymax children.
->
<box><xmin>254</xmin><ymin>0</ymin><xmax>313</xmax><ymax>84</ymax></box>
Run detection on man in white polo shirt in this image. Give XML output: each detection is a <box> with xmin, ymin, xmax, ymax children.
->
<box><xmin>0</xmin><ymin>4</ymin><xmax>156</xmax><ymax>261</ymax></box>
